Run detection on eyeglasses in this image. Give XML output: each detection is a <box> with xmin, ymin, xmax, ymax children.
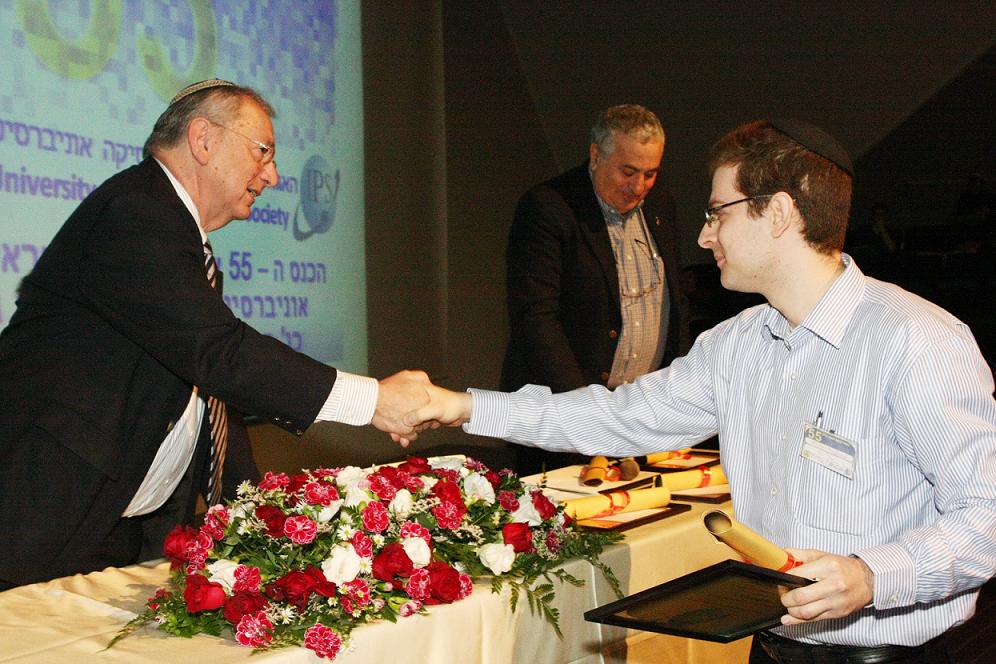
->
<box><xmin>212</xmin><ymin>122</ymin><xmax>275</xmax><ymax>166</ymax></box>
<box><xmin>704</xmin><ymin>194</ymin><xmax>774</xmax><ymax>227</ymax></box>
<box><xmin>622</xmin><ymin>238</ymin><xmax>663</xmax><ymax>299</ymax></box>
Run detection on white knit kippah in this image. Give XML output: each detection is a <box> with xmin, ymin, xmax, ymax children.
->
<box><xmin>169</xmin><ymin>79</ymin><xmax>236</xmax><ymax>105</ymax></box>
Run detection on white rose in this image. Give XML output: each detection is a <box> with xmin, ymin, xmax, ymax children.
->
<box><xmin>316</xmin><ymin>500</ymin><xmax>343</xmax><ymax>522</ymax></box>
<box><xmin>430</xmin><ymin>456</ymin><xmax>465</xmax><ymax>472</ymax></box>
<box><xmin>402</xmin><ymin>537</ymin><xmax>432</xmax><ymax>567</ymax></box>
<box><xmin>321</xmin><ymin>545</ymin><xmax>363</xmax><ymax>584</ymax></box>
<box><xmin>478</xmin><ymin>543</ymin><xmax>516</xmax><ymax>575</ymax></box>
<box><xmin>343</xmin><ymin>483</ymin><xmax>372</xmax><ymax>508</ymax></box>
<box><xmin>463</xmin><ymin>472</ymin><xmax>496</xmax><ymax>505</ymax></box>
<box><xmin>389</xmin><ymin>489</ymin><xmax>415</xmax><ymax>518</ymax></box>
<box><xmin>206</xmin><ymin>559</ymin><xmax>240</xmax><ymax>592</ymax></box>
<box><xmin>511</xmin><ymin>497</ymin><xmax>542</xmax><ymax>526</ymax></box>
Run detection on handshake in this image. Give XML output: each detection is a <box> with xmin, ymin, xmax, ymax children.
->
<box><xmin>373</xmin><ymin>370</ymin><xmax>473</xmax><ymax>447</ymax></box>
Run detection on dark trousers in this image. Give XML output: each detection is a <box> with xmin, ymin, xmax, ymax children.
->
<box><xmin>750</xmin><ymin>631</ymin><xmax>953</xmax><ymax>664</ymax></box>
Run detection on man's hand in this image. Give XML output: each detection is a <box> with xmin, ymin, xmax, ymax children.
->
<box><xmin>779</xmin><ymin>548</ymin><xmax>874</xmax><ymax>625</ymax></box>
<box><xmin>402</xmin><ymin>384</ymin><xmax>473</xmax><ymax>429</ymax></box>
<box><xmin>372</xmin><ymin>370</ymin><xmax>434</xmax><ymax>447</ymax></box>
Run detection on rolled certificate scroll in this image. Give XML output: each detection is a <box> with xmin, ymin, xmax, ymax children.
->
<box><xmin>644</xmin><ymin>449</ymin><xmax>693</xmax><ymax>463</ymax></box>
<box><xmin>702</xmin><ymin>509</ymin><xmax>800</xmax><ymax>572</ymax></box>
<box><xmin>563</xmin><ymin>486</ymin><xmax>672</xmax><ymax>520</ymax></box>
<box><xmin>656</xmin><ymin>464</ymin><xmax>728</xmax><ymax>491</ymax></box>
<box><xmin>580</xmin><ymin>456</ymin><xmax>611</xmax><ymax>486</ymax></box>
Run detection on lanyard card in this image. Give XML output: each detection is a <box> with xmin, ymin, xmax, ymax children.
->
<box><xmin>800</xmin><ymin>423</ymin><xmax>856</xmax><ymax>479</ymax></box>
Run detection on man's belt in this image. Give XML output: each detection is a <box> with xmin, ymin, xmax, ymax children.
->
<box><xmin>757</xmin><ymin>629</ymin><xmax>946</xmax><ymax>664</ymax></box>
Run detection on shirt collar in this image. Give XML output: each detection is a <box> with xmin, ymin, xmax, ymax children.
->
<box><xmin>588</xmin><ymin>166</ymin><xmax>643</xmax><ymax>225</ymax></box>
<box><xmin>154</xmin><ymin>158</ymin><xmax>207</xmax><ymax>244</ymax></box>
<box><xmin>759</xmin><ymin>254</ymin><xmax>865</xmax><ymax>349</ymax></box>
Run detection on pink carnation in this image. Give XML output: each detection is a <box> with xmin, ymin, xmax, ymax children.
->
<box><xmin>258</xmin><ymin>471</ymin><xmax>290</xmax><ymax>491</ymax></box>
<box><xmin>342</xmin><ymin>579</ymin><xmax>371</xmax><ymax>607</ymax></box>
<box><xmin>498</xmin><ymin>490</ymin><xmax>520</xmax><ymax>512</ymax></box>
<box><xmin>351</xmin><ymin>531</ymin><xmax>374</xmax><ymax>558</ymax></box>
<box><xmin>233</xmin><ymin>564</ymin><xmax>262</xmax><ymax>593</ymax></box>
<box><xmin>283</xmin><ymin>515</ymin><xmax>318</xmax><ymax>544</ymax></box>
<box><xmin>362</xmin><ymin>501</ymin><xmax>390</xmax><ymax>533</ymax></box>
<box><xmin>304</xmin><ymin>623</ymin><xmax>343</xmax><ymax>660</ymax></box>
<box><xmin>399</xmin><ymin>599</ymin><xmax>423</xmax><ymax>617</ymax></box>
<box><xmin>404</xmin><ymin>568</ymin><xmax>431</xmax><ymax>601</ymax></box>
<box><xmin>303</xmin><ymin>481</ymin><xmax>339</xmax><ymax>506</ymax></box>
<box><xmin>235</xmin><ymin>610</ymin><xmax>274</xmax><ymax>647</ymax></box>
<box><xmin>399</xmin><ymin>521</ymin><xmax>431</xmax><ymax>545</ymax></box>
<box><xmin>432</xmin><ymin>500</ymin><xmax>465</xmax><ymax>529</ymax></box>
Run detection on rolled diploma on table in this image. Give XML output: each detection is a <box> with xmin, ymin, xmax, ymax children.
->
<box><xmin>656</xmin><ymin>464</ymin><xmax>728</xmax><ymax>491</ymax></box>
<box><xmin>702</xmin><ymin>509</ymin><xmax>800</xmax><ymax>572</ymax></box>
<box><xmin>644</xmin><ymin>449</ymin><xmax>693</xmax><ymax>463</ymax></box>
<box><xmin>580</xmin><ymin>455</ymin><xmax>610</xmax><ymax>486</ymax></box>
<box><xmin>563</xmin><ymin>486</ymin><xmax>672</xmax><ymax>520</ymax></box>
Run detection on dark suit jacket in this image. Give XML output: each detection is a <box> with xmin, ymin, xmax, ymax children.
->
<box><xmin>500</xmin><ymin>162</ymin><xmax>686</xmax><ymax>394</ymax></box>
<box><xmin>0</xmin><ymin>158</ymin><xmax>336</xmax><ymax>586</ymax></box>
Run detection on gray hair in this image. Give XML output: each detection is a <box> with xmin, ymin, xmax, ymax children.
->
<box><xmin>590</xmin><ymin>104</ymin><xmax>664</xmax><ymax>156</ymax></box>
<box><xmin>143</xmin><ymin>82</ymin><xmax>275</xmax><ymax>159</ymax></box>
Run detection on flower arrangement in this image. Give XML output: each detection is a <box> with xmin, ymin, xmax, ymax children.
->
<box><xmin>111</xmin><ymin>455</ymin><xmax>621</xmax><ymax>659</ymax></box>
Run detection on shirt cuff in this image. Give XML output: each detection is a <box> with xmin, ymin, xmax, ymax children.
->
<box><xmin>316</xmin><ymin>371</ymin><xmax>378</xmax><ymax>426</ymax></box>
<box><xmin>463</xmin><ymin>388</ymin><xmax>510</xmax><ymax>438</ymax></box>
<box><xmin>853</xmin><ymin>543</ymin><xmax>917</xmax><ymax>610</ymax></box>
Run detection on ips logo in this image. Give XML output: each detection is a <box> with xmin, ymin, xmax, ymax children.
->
<box><xmin>292</xmin><ymin>155</ymin><xmax>340</xmax><ymax>241</ymax></box>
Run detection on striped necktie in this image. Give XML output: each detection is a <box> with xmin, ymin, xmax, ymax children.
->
<box><xmin>202</xmin><ymin>240</ymin><xmax>228</xmax><ymax>505</ymax></box>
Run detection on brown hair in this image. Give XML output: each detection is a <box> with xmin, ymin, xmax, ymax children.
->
<box><xmin>709</xmin><ymin>120</ymin><xmax>851</xmax><ymax>254</ymax></box>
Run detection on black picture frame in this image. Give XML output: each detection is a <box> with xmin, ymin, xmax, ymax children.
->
<box><xmin>584</xmin><ymin>559</ymin><xmax>812</xmax><ymax>643</ymax></box>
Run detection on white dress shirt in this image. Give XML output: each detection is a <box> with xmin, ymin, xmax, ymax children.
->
<box><xmin>465</xmin><ymin>255</ymin><xmax>996</xmax><ymax>647</ymax></box>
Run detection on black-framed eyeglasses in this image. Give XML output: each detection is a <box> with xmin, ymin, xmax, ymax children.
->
<box><xmin>212</xmin><ymin>122</ymin><xmax>275</xmax><ymax>166</ymax></box>
<box><xmin>704</xmin><ymin>194</ymin><xmax>774</xmax><ymax>227</ymax></box>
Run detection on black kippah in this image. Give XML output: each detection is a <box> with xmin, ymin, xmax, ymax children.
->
<box><xmin>770</xmin><ymin>119</ymin><xmax>853</xmax><ymax>176</ymax></box>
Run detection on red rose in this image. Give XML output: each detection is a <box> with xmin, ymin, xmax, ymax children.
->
<box><xmin>163</xmin><ymin>524</ymin><xmax>198</xmax><ymax>570</ymax></box>
<box><xmin>531</xmin><ymin>490</ymin><xmax>558</xmax><ymax>520</ymax></box>
<box><xmin>425</xmin><ymin>561</ymin><xmax>462</xmax><ymax>604</ymax></box>
<box><xmin>183</xmin><ymin>574</ymin><xmax>227</xmax><ymax>612</ymax></box>
<box><xmin>397</xmin><ymin>456</ymin><xmax>432</xmax><ymax>475</ymax></box>
<box><xmin>484</xmin><ymin>470</ymin><xmax>501</xmax><ymax>489</ymax></box>
<box><xmin>265</xmin><ymin>570</ymin><xmax>315</xmax><ymax>610</ymax></box>
<box><xmin>255</xmin><ymin>504</ymin><xmax>287</xmax><ymax>537</ymax></box>
<box><xmin>304</xmin><ymin>566</ymin><xmax>337</xmax><ymax>598</ymax></box>
<box><xmin>286</xmin><ymin>472</ymin><xmax>310</xmax><ymax>495</ymax></box>
<box><xmin>372</xmin><ymin>542</ymin><xmax>414</xmax><ymax>582</ymax></box>
<box><xmin>432</xmin><ymin>479</ymin><xmax>463</xmax><ymax>505</ymax></box>
<box><xmin>502</xmin><ymin>522</ymin><xmax>534</xmax><ymax>553</ymax></box>
<box><xmin>222</xmin><ymin>590</ymin><xmax>268</xmax><ymax>624</ymax></box>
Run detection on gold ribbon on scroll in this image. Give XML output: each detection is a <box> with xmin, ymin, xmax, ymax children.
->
<box><xmin>563</xmin><ymin>486</ymin><xmax>672</xmax><ymax>520</ymax></box>
<box><xmin>702</xmin><ymin>509</ymin><xmax>801</xmax><ymax>572</ymax></box>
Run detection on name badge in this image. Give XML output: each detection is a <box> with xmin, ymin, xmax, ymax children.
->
<box><xmin>800</xmin><ymin>423</ymin><xmax>856</xmax><ymax>479</ymax></box>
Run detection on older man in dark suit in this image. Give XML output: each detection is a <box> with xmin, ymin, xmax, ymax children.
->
<box><xmin>501</xmin><ymin>105</ymin><xmax>686</xmax><ymax>474</ymax></box>
<box><xmin>0</xmin><ymin>80</ymin><xmax>428</xmax><ymax>589</ymax></box>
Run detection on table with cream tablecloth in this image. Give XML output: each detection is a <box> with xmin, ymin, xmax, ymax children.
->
<box><xmin>0</xmin><ymin>499</ymin><xmax>751</xmax><ymax>664</ymax></box>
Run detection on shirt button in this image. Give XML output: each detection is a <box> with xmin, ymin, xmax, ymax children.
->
<box><xmin>609</xmin><ymin>330</ymin><xmax>618</xmax><ymax>339</ymax></box>
<box><xmin>634</xmin><ymin>321</ymin><xmax>641</xmax><ymax>327</ymax></box>
<box><xmin>790</xmin><ymin>372</ymin><xmax>798</xmax><ymax>380</ymax></box>
<box><xmin>770</xmin><ymin>487</ymin><xmax>777</xmax><ymax>495</ymax></box>
<box><xmin>600</xmin><ymin>371</ymin><xmax>610</xmax><ymax>381</ymax></box>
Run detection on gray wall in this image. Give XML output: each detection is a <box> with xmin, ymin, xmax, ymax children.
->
<box><xmin>252</xmin><ymin>1</ymin><xmax>996</xmax><ymax>475</ymax></box>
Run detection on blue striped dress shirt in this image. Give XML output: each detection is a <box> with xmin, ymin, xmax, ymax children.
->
<box><xmin>466</xmin><ymin>256</ymin><xmax>996</xmax><ymax>647</ymax></box>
